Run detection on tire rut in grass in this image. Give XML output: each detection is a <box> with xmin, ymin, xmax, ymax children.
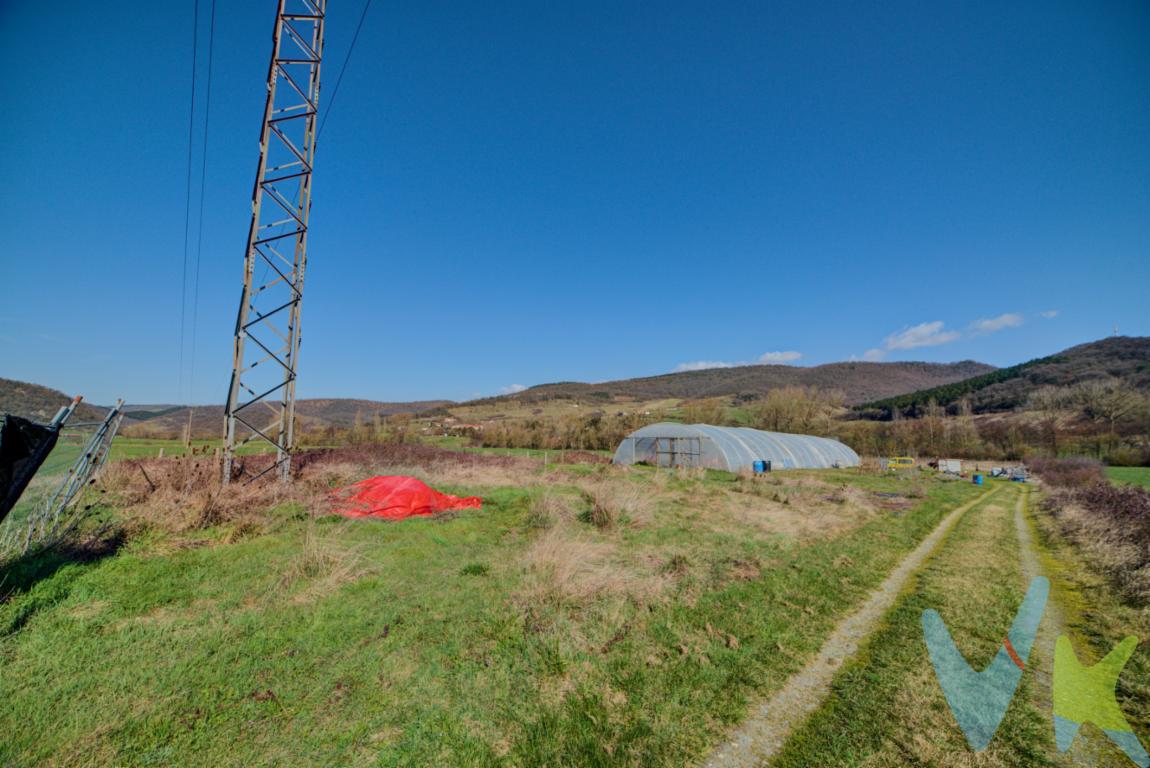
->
<box><xmin>700</xmin><ymin>487</ymin><xmax>999</xmax><ymax>768</ymax></box>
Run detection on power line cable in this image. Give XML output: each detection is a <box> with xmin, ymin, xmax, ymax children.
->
<box><xmin>318</xmin><ymin>0</ymin><xmax>374</xmax><ymax>139</ymax></box>
<box><xmin>253</xmin><ymin>1</ymin><xmax>374</xmax><ymax>291</ymax></box>
<box><xmin>178</xmin><ymin>0</ymin><xmax>201</xmax><ymax>405</ymax></box>
<box><xmin>188</xmin><ymin>0</ymin><xmax>217</xmax><ymax>407</ymax></box>
<box><xmin>252</xmin><ymin>1</ymin><xmax>372</xmax><ymax>327</ymax></box>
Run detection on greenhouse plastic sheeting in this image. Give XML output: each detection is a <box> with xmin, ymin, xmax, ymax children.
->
<box><xmin>332</xmin><ymin>476</ymin><xmax>482</xmax><ymax>520</ymax></box>
<box><xmin>611</xmin><ymin>422</ymin><xmax>859</xmax><ymax>471</ymax></box>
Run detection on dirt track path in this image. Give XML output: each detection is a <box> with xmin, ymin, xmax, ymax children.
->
<box><xmin>1015</xmin><ymin>486</ymin><xmax>1066</xmax><ymax>669</ymax></box>
<box><xmin>701</xmin><ymin>486</ymin><xmax>998</xmax><ymax>768</ymax></box>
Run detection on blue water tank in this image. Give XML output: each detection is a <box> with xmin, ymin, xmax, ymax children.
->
<box><xmin>973</xmin><ymin>474</ymin><xmax>984</xmax><ymax>485</ymax></box>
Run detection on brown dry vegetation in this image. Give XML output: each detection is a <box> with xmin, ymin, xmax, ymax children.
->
<box><xmin>719</xmin><ymin>479</ymin><xmax>881</xmax><ymax>540</ymax></box>
<box><xmin>85</xmin><ymin>444</ymin><xmax>882</xmax><ymax>629</ymax></box>
<box><xmin>512</xmin><ymin>467</ymin><xmax>888</xmax><ymax>638</ymax></box>
<box><xmin>1033</xmin><ymin>466</ymin><xmax>1150</xmax><ymax>605</ymax></box>
<box><xmin>94</xmin><ymin>444</ymin><xmax>892</xmax><ymax>650</ymax></box>
<box><xmin>99</xmin><ymin>444</ymin><xmax>541</xmax><ymax>538</ymax></box>
<box><xmin>520</xmin><ymin>528</ymin><xmax>666</xmax><ymax>607</ymax></box>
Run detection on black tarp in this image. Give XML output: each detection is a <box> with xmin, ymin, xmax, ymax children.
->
<box><xmin>0</xmin><ymin>414</ymin><xmax>60</xmax><ymax>522</ymax></box>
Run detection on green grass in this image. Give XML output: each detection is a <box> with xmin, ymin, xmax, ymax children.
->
<box><xmin>0</xmin><ymin>468</ymin><xmax>980</xmax><ymax>766</ymax></box>
<box><xmin>772</xmin><ymin>486</ymin><xmax>1062</xmax><ymax>767</ymax></box>
<box><xmin>1106</xmin><ymin>466</ymin><xmax>1150</xmax><ymax>490</ymax></box>
<box><xmin>1029</xmin><ymin>490</ymin><xmax>1150</xmax><ymax>761</ymax></box>
<box><xmin>773</xmin><ymin>483</ymin><xmax>1150</xmax><ymax>767</ymax></box>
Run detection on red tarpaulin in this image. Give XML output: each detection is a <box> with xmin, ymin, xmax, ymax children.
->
<box><xmin>331</xmin><ymin>476</ymin><xmax>482</xmax><ymax>520</ymax></box>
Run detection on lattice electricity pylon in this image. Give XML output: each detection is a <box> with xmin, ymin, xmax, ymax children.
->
<box><xmin>223</xmin><ymin>0</ymin><xmax>326</xmax><ymax>484</ymax></box>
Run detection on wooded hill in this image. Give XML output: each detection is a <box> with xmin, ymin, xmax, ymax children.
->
<box><xmin>0</xmin><ymin>378</ymin><xmax>111</xmax><ymax>424</ymax></box>
<box><xmin>858</xmin><ymin>337</ymin><xmax>1150</xmax><ymax>418</ymax></box>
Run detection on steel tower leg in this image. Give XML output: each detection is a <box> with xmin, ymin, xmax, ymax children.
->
<box><xmin>223</xmin><ymin>0</ymin><xmax>325</xmax><ymax>484</ymax></box>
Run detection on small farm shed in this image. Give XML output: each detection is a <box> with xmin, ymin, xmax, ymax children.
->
<box><xmin>612</xmin><ymin>422</ymin><xmax>860</xmax><ymax>471</ymax></box>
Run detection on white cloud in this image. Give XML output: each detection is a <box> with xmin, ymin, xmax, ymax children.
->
<box><xmin>500</xmin><ymin>384</ymin><xmax>527</xmax><ymax>394</ymax></box>
<box><xmin>757</xmin><ymin>351</ymin><xmax>803</xmax><ymax>364</ymax></box>
<box><xmin>970</xmin><ymin>313</ymin><xmax>1024</xmax><ymax>335</ymax></box>
<box><xmin>857</xmin><ymin>312</ymin><xmax>1028</xmax><ymax>362</ymax></box>
<box><xmin>883</xmin><ymin>321</ymin><xmax>961</xmax><ymax>350</ymax></box>
<box><xmin>675</xmin><ymin>350</ymin><xmax>803</xmax><ymax>372</ymax></box>
<box><xmin>1038</xmin><ymin>310</ymin><xmax>1059</xmax><ymax>319</ymax></box>
<box><xmin>674</xmin><ymin>360</ymin><xmax>735</xmax><ymax>372</ymax></box>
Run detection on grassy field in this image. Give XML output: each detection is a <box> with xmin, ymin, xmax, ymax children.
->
<box><xmin>771</xmin><ymin>485</ymin><xmax>1056</xmax><ymax>767</ymax></box>
<box><xmin>772</xmin><ymin>483</ymin><xmax>1150</xmax><ymax>767</ymax></box>
<box><xmin>1029</xmin><ymin>488</ymin><xmax>1150</xmax><ymax>761</ymax></box>
<box><xmin>0</xmin><ymin>457</ymin><xmax>981</xmax><ymax>767</ymax></box>
<box><xmin>1106</xmin><ymin>466</ymin><xmax>1150</xmax><ymax>490</ymax></box>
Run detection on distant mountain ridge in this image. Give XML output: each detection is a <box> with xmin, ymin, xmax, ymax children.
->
<box><xmin>119</xmin><ymin>399</ymin><xmax>455</xmax><ymax>438</ymax></box>
<box><xmin>464</xmin><ymin>360</ymin><xmax>997</xmax><ymax>407</ymax></box>
<box><xmin>1</xmin><ymin>360</ymin><xmax>995</xmax><ymax>433</ymax></box>
<box><xmin>0</xmin><ymin>378</ymin><xmax>452</xmax><ymax>437</ymax></box>
<box><xmin>7</xmin><ymin>337</ymin><xmax>1140</xmax><ymax>436</ymax></box>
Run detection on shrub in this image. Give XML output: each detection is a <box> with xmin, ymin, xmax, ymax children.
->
<box><xmin>1028</xmin><ymin>457</ymin><xmax>1106</xmax><ymax>488</ymax></box>
<box><xmin>1041</xmin><ymin>474</ymin><xmax>1150</xmax><ymax>604</ymax></box>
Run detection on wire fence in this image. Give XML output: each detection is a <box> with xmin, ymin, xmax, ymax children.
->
<box><xmin>0</xmin><ymin>408</ymin><xmax>124</xmax><ymax>564</ymax></box>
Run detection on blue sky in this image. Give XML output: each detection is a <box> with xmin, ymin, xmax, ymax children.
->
<box><xmin>1</xmin><ymin>0</ymin><xmax>1147</xmax><ymax>406</ymax></box>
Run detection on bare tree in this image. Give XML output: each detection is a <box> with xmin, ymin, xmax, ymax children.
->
<box><xmin>683</xmin><ymin>397</ymin><xmax>727</xmax><ymax>425</ymax></box>
<box><xmin>1074</xmin><ymin>379</ymin><xmax>1142</xmax><ymax>454</ymax></box>
<box><xmin>1026</xmin><ymin>385</ymin><xmax>1072</xmax><ymax>454</ymax></box>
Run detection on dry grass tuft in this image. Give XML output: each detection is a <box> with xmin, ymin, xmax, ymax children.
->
<box><xmin>575</xmin><ymin>480</ymin><xmax>656</xmax><ymax>529</ymax></box>
<box><xmin>521</xmin><ymin>527</ymin><xmax>668</xmax><ymax>607</ymax></box>
<box><xmin>522</xmin><ymin>529</ymin><xmax>621</xmax><ymax>603</ymax></box>
<box><xmin>280</xmin><ymin>521</ymin><xmax>373</xmax><ymax>603</ymax></box>
<box><xmin>527</xmin><ymin>491</ymin><xmax>574</xmax><ymax>530</ymax></box>
<box><xmin>675</xmin><ymin>466</ymin><xmax>707</xmax><ymax>482</ymax></box>
<box><xmin>712</xmin><ymin>478</ymin><xmax>878</xmax><ymax>541</ymax></box>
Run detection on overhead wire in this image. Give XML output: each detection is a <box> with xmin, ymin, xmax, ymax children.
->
<box><xmin>318</xmin><ymin>0</ymin><xmax>374</xmax><ymax>139</ymax></box>
<box><xmin>256</xmin><ymin>0</ymin><xmax>372</xmax><ymax>290</ymax></box>
<box><xmin>177</xmin><ymin>0</ymin><xmax>201</xmax><ymax>406</ymax></box>
<box><xmin>188</xmin><ymin>0</ymin><xmax>218</xmax><ymax>407</ymax></box>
